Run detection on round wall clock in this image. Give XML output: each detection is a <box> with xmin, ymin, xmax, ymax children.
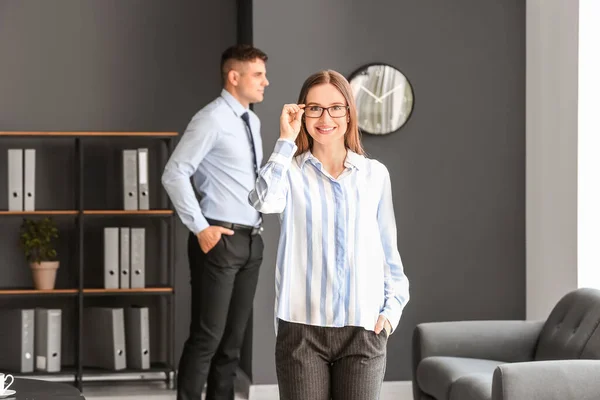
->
<box><xmin>348</xmin><ymin>63</ymin><xmax>415</xmax><ymax>135</ymax></box>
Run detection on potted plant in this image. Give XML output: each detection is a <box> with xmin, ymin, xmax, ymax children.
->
<box><xmin>19</xmin><ymin>217</ymin><xmax>60</xmax><ymax>290</ymax></box>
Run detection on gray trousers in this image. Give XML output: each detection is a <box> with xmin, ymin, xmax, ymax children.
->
<box><xmin>275</xmin><ymin>319</ymin><xmax>388</xmax><ymax>400</ymax></box>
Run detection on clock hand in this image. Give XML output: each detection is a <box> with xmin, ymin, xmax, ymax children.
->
<box><xmin>358</xmin><ymin>86</ymin><xmax>382</xmax><ymax>103</ymax></box>
<box><xmin>379</xmin><ymin>85</ymin><xmax>404</xmax><ymax>101</ymax></box>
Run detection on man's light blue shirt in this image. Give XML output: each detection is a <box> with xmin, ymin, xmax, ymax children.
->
<box><xmin>161</xmin><ymin>89</ymin><xmax>263</xmax><ymax>234</ymax></box>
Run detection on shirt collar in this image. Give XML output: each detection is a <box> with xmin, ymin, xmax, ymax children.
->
<box><xmin>297</xmin><ymin>151</ymin><xmax>313</xmax><ymax>168</ymax></box>
<box><xmin>220</xmin><ymin>88</ymin><xmax>249</xmax><ymax>117</ymax></box>
<box><xmin>297</xmin><ymin>149</ymin><xmax>365</xmax><ymax>171</ymax></box>
<box><xmin>344</xmin><ymin>149</ymin><xmax>365</xmax><ymax>170</ymax></box>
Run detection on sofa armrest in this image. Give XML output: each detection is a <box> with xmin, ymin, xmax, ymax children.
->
<box><xmin>411</xmin><ymin>320</ymin><xmax>544</xmax><ymax>400</ymax></box>
<box><xmin>413</xmin><ymin>320</ymin><xmax>544</xmax><ymax>364</ymax></box>
<box><xmin>492</xmin><ymin>360</ymin><xmax>600</xmax><ymax>400</ymax></box>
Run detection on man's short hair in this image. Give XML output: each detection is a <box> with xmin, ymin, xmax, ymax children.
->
<box><xmin>221</xmin><ymin>44</ymin><xmax>268</xmax><ymax>83</ymax></box>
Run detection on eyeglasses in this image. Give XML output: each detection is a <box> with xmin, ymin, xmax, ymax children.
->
<box><xmin>304</xmin><ymin>105</ymin><xmax>349</xmax><ymax>118</ymax></box>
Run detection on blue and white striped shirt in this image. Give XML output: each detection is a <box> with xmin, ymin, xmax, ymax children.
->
<box><xmin>249</xmin><ymin>139</ymin><xmax>410</xmax><ymax>334</ymax></box>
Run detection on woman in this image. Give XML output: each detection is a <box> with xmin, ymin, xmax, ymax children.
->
<box><xmin>249</xmin><ymin>70</ymin><xmax>410</xmax><ymax>400</ymax></box>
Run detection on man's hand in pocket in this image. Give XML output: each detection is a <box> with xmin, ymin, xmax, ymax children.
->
<box><xmin>197</xmin><ymin>226</ymin><xmax>234</xmax><ymax>253</ymax></box>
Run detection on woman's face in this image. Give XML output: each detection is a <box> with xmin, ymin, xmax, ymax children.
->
<box><xmin>304</xmin><ymin>83</ymin><xmax>349</xmax><ymax>148</ymax></box>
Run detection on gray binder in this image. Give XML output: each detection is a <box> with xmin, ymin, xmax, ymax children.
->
<box><xmin>82</xmin><ymin>307</ymin><xmax>127</xmax><ymax>370</ymax></box>
<box><xmin>8</xmin><ymin>149</ymin><xmax>23</xmax><ymax>211</ymax></box>
<box><xmin>125</xmin><ymin>306</ymin><xmax>150</xmax><ymax>369</ymax></box>
<box><xmin>0</xmin><ymin>309</ymin><xmax>35</xmax><ymax>373</ymax></box>
<box><xmin>34</xmin><ymin>308</ymin><xmax>61</xmax><ymax>372</ymax></box>
<box><xmin>137</xmin><ymin>148</ymin><xmax>149</xmax><ymax>210</ymax></box>
<box><xmin>103</xmin><ymin>227</ymin><xmax>119</xmax><ymax>289</ymax></box>
<box><xmin>130</xmin><ymin>228</ymin><xmax>145</xmax><ymax>288</ymax></box>
<box><xmin>122</xmin><ymin>149</ymin><xmax>138</xmax><ymax>210</ymax></box>
<box><xmin>120</xmin><ymin>227</ymin><xmax>130</xmax><ymax>288</ymax></box>
<box><xmin>24</xmin><ymin>149</ymin><xmax>36</xmax><ymax>211</ymax></box>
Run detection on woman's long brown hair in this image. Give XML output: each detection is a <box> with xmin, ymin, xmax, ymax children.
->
<box><xmin>294</xmin><ymin>70</ymin><xmax>364</xmax><ymax>156</ymax></box>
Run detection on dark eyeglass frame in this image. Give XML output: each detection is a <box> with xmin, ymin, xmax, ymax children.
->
<box><xmin>304</xmin><ymin>104</ymin><xmax>350</xmax><ymax>118</ymax></box>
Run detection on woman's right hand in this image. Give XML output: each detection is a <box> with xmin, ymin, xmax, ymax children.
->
<box><xmin>279</xmin><ymin>103</ymin><xmax>305</xmax><ymax>141</ymax></box>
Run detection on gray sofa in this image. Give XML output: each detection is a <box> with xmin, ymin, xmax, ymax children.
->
<box><xmin>412</xmin><ymin>288</ymin><xmax>600</xmax><ymax>400</ymax></box>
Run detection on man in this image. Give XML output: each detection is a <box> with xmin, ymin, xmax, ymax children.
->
<box><xmin>161</xmin><ymin>44</ymin><xmax>269</xmax><ymax>400</ymax></box>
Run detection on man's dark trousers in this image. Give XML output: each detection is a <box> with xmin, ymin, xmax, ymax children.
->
<box><xmin>177</xmin><ymin>227</ymin><xmax>263</xmax><ymax>400</ymax></box>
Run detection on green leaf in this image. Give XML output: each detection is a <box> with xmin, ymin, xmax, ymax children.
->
<box><xmin>19</xmin><ymin>217</ymin><xmax>59</xmax><ymax>263</ymax></box>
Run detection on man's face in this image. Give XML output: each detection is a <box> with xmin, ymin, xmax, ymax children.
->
<box><xmin>235</xmin><ymin>58</ymin><xmax>269</xmax><ymax>105</ymax></box>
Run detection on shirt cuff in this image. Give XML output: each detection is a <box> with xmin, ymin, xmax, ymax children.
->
<box><xmin>380</xmin><ymin>301</ymin><xmax>403</xmax><ymax>334</ymax></box>
<box><xmin>191</xmin><ymin>215</ymin><xmax>209</xmax><ymax>236</ymax></box>
<box><xmin>269</xmin><ymin>138</ymin><xmax>297</xmax><ymax>165</ymax></box>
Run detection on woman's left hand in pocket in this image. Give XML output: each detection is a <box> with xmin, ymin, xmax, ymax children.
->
<box><xmin>374</xmin><ymin>315</ymin><xmax>391</xmax><ymax>336</ymax></box>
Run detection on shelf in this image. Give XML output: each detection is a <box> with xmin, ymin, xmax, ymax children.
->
<box><xmin>0</xmin><ymin>210</ymin><xmax>78</xmax><ymax>215</ymax></box>
<box><xmin>80</xmin><ymin>363</ymin><xmax>173</xmax><ymax>383</ymax></box>
<box><xmin>10</xmin><ymin>364</ymin><xmax>174</xmax><ymax>384</ymax></box>
<box><xmin>83</xmin><ymin>287</ymin><xmax>173</xmax><ymax>296</ymax></box>
<box><xmin>0</xmin><ymin>132</ymin><xmax>176</xmax><ymax>390</ymax></box>
<box><xmin>0</xmin><ymin>131</ymin><xmax>178</xmax><ymax>138</ymax></box>
<box><xmin>0</xmin><ymin>288</ymin><xmax>173</xmax><ymax>296</ymax></box>
<box><xmin>82</xmin><ymin>210</ymin><xmax>173</xmax><ymax>217</ymax></box>
<box><xmin>14</xmin><ymin>366</ymin><xmax>77</xmax><ymax>383</ymax></box>
<box><xmin>0</xmin><ymin>289</ymin><xmax>78</xmax><ymax>296</ymax></box>
<box><xmin>0</xmin><ymin>210</ymin><xmax>172</xmax><ymax>217</ymax></box>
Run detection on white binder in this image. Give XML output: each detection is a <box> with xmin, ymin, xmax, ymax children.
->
<box><xmin>82</xmin><ymin>307</ymin><xmax>127</xmax><ymax>370</ymax></box>
<box><xmin>8</xmin><ymin>149</ymin><xmax>23</xmax><ymax>211</ymax></box>
<box><xmin>125</xmin><ymin>306</ymin><xmax>150</xmax><ymax>369</ymax></box>
<box><xmin>130</xmin><ymin>228</ymin><xmax>145</xmax><ymax>288</ymax></box>
<box><xmin>103</xmin><ymin>227</ymin><xmax>119</xmax><ymax>289</ymax></box>
<box><xmin>119</xmin><ymin>227</ymin><xmax>130</xmax><ymax>289</ymax></box>
<box><xmin>0</xmin><ymin>309</ymin><xmax>35</xmax><ymax>373</ymax></box>
<box><xmin>24</xmin><ymin>149</ymin><xmax>36</xmax><ymax>211</ymax></box>
<box><xmin>122</xmin><ymin>150</ymin><xmax>138</xmax><ymax>210</ymax></box>
<box><xmin>34</xmin><ymin>308</ymin><xmax>61</xmax><ymax>372</ymax></box>
<box><xmin>137</xmin><ymin>148</ymin><xmax>149</xmax><ymax>210</ymax></box>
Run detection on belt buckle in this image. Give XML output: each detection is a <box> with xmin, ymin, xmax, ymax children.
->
<box><xmin>252</xmin><ymin>226</ymin><xmax>263</xmax><ymax>236</ymax></box>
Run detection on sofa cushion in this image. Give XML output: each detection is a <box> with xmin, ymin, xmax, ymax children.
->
<box><xmin>581</xmin><ymin>323</ymin><xmax>600</xmax><ymax>359</ymax></box>
<box><xmin>535</xmin><ymin>288</ymin><xmax>600</xmax><ymax>361</ymax></box>
<box><xmin>417</xmin><ymin>356</ymin><xmax>503</xmax><ymax>400</ymax></box>
<box><xmin>449</xmin><ymin>373</ymin><xmax>493</xmax><ymax>400</ymax></box>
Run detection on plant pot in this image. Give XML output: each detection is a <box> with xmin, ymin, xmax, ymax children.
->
<box><xmin>30</xmin><ymin>261</ymin><xmax>60</xmax><ymax>290</ymax></box>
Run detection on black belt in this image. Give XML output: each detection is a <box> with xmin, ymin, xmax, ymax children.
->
<box><xmin>206</xmin><ymin>218</ymin><xmax>263</xmax><ymax>236</ymax></box>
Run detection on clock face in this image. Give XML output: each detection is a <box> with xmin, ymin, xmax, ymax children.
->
<box><xmin>348</xmin><ymin>64</ymin><xmax>414</xmax><ymax>135</ymax></box>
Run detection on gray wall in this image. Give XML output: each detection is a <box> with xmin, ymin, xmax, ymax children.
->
<box><xmin>0</xmin><ymin>0</ymin><xmax>526</xmax><ymax>386</ymax></box>
<box><xmin>252</xmin><ymin>0</ymin><xmax>526</xmax><ymax>383</ymax></box>
<box><xmin>0</xmin><ymin>0</ymin><xmax>236</xmax><ymax>370</ymax></box>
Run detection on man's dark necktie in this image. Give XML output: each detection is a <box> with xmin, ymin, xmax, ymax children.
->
<box><xmin>241</xmin><ymin>112</ymin><xmax>259</xmax><ymax>175</ymax></box>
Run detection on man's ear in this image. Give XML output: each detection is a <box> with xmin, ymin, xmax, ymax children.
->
<box><xmin>228</xmin><ymin>69</ymin><xmax>239</xmax><ymax>86</ymax></box>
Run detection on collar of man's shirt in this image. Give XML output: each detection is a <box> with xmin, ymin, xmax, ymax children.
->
<box><xmin>297</xmin><ymin>149</ymin><xmax>365</xmax><ymax>171</ymax></box>
<box><xmin>220</xmin><ymin>88</ymin><xmax>249</xmax><ymax>117</ymax></box>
